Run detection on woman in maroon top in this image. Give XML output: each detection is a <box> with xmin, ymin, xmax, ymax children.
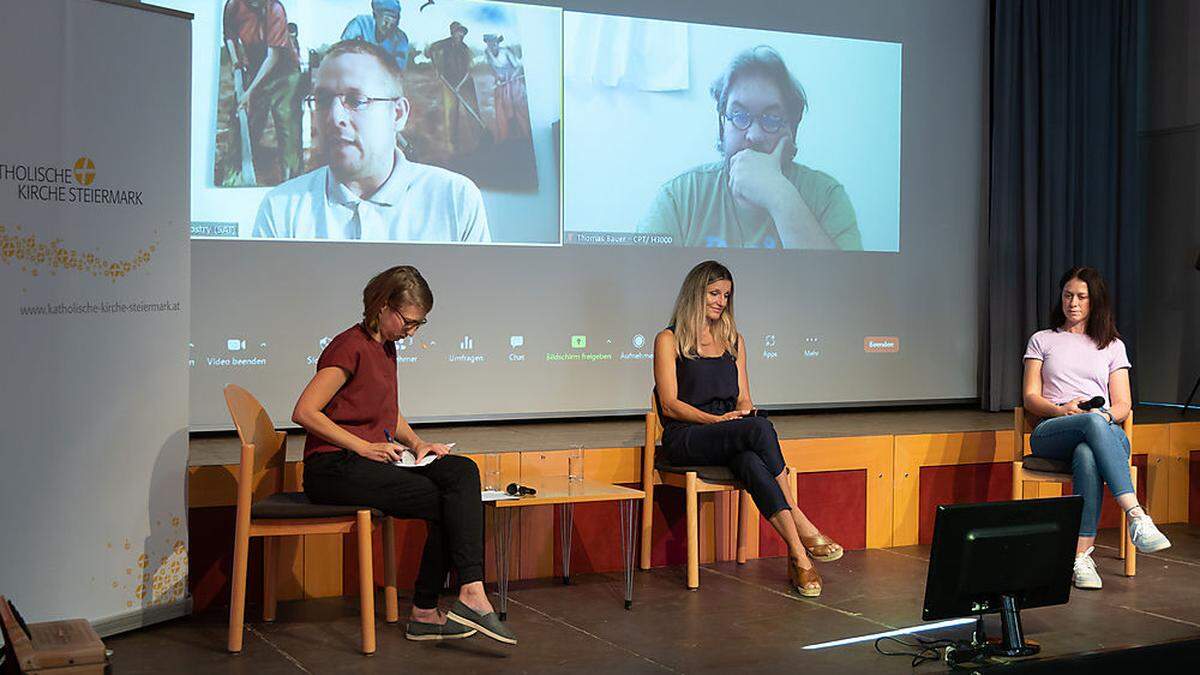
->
<box><xmin>293</xmin><ymin>266</ymin><xmax>516</xmax><ymax>645</ymax></box>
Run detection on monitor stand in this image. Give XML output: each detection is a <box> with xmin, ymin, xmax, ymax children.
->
<box><xmin>979</xmin><ymin>595</ymin><xmax>1040</xmax><ymax>658</ymax></box>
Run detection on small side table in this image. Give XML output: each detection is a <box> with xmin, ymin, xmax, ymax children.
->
<box><xmin>486</xmin><ymin>477</ymin><xmax>644</xmax><ymax>620</ymax></box>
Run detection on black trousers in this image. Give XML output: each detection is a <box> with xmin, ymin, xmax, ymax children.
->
<box><xmin>303</xmin><ymin>451</ymin><xmax>484</xmax><ymax>609</ymax></box>
<box><xmin>663</xmin><ymin>416</ymin><xmax>790</xmax><ymax>518</ymax></box>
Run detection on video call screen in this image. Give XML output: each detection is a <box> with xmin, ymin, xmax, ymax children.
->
<box><xmin>168</xmin><ymin>0</ymin><xmax>986</xmax><ymax>429</ymax></box>
<box><xmin>181</xmin><ymin>0</ymin><xmax>900</xmax><ymax>252</ymax></box>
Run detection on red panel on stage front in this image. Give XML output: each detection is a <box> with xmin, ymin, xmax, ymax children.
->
<box><xmin>554</xmin><ymin>501</ymin><xmax>629</xmax><ymax>575</ymax></box>
<box><xmin>758</xmin><ymin>470</ymin><xmax>867</xmax><ymax>558</ymax></box>
<box><xmin>649</xmin><ymin>488</ymin><xmax>690</xmax><ymax>568</ymax></box>
<box><xmin>918</xmin><ymin>463</ymin><xmax>1012</xmax><ymax>545</ymax></box>
<box><xmin>343</xmin><ymin>519</ymin><xmax>429</xmax><ymax>593</ymax></box>
<box><xmin>188</xmin><ymin>506</ymin><xmax>258</xmax><ymax>613</ymax></box>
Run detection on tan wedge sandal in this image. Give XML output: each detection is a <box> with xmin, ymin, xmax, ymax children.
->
<box><xmin>789</xmin><ymin>557</ymin><xmax>822</xmax><ymax>597</ymax></box>
<box><xmin>800</xmin><ymin>533</ymin><xmax>844</xmax><ymax>563</ymax></box>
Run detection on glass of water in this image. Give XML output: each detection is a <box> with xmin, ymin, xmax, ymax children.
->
<box><xmin>484</xmin><ymin>453</ymin><xmax>501</xmax><ymax>492</ymax></box>
<box><xmin>568</xmin><ymin>445</ymin><xmax>584</xmax><ymax>482</ymax></box>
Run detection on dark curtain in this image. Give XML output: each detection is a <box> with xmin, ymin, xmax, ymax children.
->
<box><xmin>983</xmin><ymin>0</ymin><xmax>1141</xmax><ymax>410</ymax></box>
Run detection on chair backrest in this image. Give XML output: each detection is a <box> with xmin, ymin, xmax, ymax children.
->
<box><xmin>648</xmin><ymin>389</ymin><xmax>664</xmax><ymax>444</ymax></box>
<box><xmin>1015</xmin><ymin>407</ymin><xmax>1134</xmax><ymax>459</ymax></box>
<box><xmin>642</xmin><ymin>390</ymin><xmax>664</xmax><ymax>486</ymax></box>
<box><xmin>223</xmin><ymin>384</ymin><xmax>287</xmax><ymax>502</ymax></box>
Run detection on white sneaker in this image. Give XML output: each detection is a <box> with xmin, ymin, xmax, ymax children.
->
<box><xmin>1128</xmin><ymin>514</ymin><xmax>1172</xmax><ymax>553</ymax></box>
<box><xmin>1073</xmin><ymin>547</ymin><xmax>1102</xmax><ymax>590</ymax></box>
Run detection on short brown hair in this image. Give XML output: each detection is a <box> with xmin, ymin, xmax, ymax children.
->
<box><xmin>322</xmin><ymin>39</ymin><xmax>404</xmax><ymax>94</ymax></box>
<box><xmin>1050</xmin><ymin>266</ymin><xmax>1119</xmax><ymax>348</ymax></box>
<box><xmin>362</xmin><ymin>266</ymin><xmax>433</xmax><ymax>332</ymax></box>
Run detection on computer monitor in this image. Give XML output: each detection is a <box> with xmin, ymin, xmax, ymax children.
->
<box><xmin>922</xmin><ymin>496</ymin><xmax>1082</xmax><ymax>657</ymax></box>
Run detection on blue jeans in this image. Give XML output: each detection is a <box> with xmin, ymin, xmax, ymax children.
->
<box><xmin>1029</xmin><ymin>413</ymin><xmax>1133</xmax><ymax>537</ymax></box>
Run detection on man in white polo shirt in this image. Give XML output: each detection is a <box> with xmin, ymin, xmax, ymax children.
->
<box><xmin>253</xmin><ymin>40</ymin><xmax>490</xmax><ymax>243</ymax></box>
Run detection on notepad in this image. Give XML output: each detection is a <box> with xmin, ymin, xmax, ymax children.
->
<box><xmin>391</xmin><ymin>450</ymin><xmax>439</xmax><ymax>468</ymax></box>
<box><xmin>389</xmin><ymin>442</ymin><xmax>456</xmax><ymax>468</ymax></box>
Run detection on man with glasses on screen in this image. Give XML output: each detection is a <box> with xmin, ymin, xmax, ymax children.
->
<box><xmin>253</xmin><ymin>40</ymin><xmax>490</xmax><ymax>242</ymax></box>
<box><xmin>637</xmin><ymin>46</ymin><xmax>861</xmax><ymax>250</ymax></box>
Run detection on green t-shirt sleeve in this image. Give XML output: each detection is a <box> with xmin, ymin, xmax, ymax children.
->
<box><xmin>814</xmin><ymin>182</ymin><xmax>862</xmax><ymax>251</ymax></box>
<box><xmin>637</xmin><ymin>181</ymin><xmax>685</xmax><ymax>243</ymax></box>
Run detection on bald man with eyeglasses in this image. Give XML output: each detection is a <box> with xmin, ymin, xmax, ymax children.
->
<box><xmin>637</xmin><ymin>47</ymin><xmax>861</xmax><ymax>250</ymax></box>
<box><xmin>253</xmin><ymin>40</ymin><xmax>490</xmax><ymax>243</ymax></box>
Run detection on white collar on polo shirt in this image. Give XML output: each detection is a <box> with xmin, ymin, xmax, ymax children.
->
<box><xmin>324</xmin><ymin>149</ymin><xmax>415</xmax><ymax>208</ymax></box>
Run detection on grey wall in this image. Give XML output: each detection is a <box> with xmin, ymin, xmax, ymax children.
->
<box><xmin>1139</xmin><ymin>0</ymin><xmax>1200</xmax><ymax>404</ymax></box>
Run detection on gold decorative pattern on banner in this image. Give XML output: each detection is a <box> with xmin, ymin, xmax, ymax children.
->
<box><xmin>106</xmin><ymin>512</ymin><xmax>189</xmax><ymax>610</ymax></box>
<box><xmin>0</xmin><ymin>224</ymin><xmax>158</xmax><ymax>282</ymax></box>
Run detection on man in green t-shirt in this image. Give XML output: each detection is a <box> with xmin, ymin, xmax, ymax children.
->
<box><xmin>638</xmin><ymin>46</ymin><xmax>862</xmax><ymax>250</ymax></box>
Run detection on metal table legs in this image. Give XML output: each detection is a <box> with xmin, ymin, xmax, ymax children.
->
<box><xmin>493</xmin><ymin>498</ymin><xmax>641</xmax><ymax>620</ymax></box>
<box><xmin>619</xmin><ymin>498</ymin><xmax>639</xmax><ymax>610</ymax></box>
<box><xmin>558</xmin><ymin>503</ymin><xmax>574</xmax><ymax>584</ymax></box>
<box><xmin>493</xmin><ymin>507</ymin><xmax>513</xmax><ymax>621</ymax></box>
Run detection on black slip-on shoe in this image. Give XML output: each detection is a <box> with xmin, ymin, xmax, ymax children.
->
<box><xmin>446</xmin><ymin>600</ymin><xmax>517</xmax><ymax>645</ymax></box>
<box><xmin>404</xmin><ymin>617</ymin><xmax>477</xmax><ymax>641</ymax></box>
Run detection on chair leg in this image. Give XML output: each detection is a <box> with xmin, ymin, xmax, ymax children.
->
<box><xmin>640</xmin><ymin>478</ymin><xmax>654</xmax><ymax>571</ymax></box>
<box><xmin>356</xmin><ymin>510</ymin><xmax>376</xmax><ymax>655</ymax></box>
<box><xmin>262</xmin><ymin>536</ymin><xmax>278</xmax><ymax>622</ymax></box>
<box><xmin>736</xmin><ymin>490</ymin><xmax>755</xmax><ymax>564</ymax></box>
<box><xmin>1123</xmin><ymin>466</ymin><xmax>1137</xmax><ymax>577</ymax></box>
<box><xmin>1125</xmin><ymin>533</ymin><xmax>1137</xmax><ymax>576</ymax></box>
<box><xmin>227</xmin><ymin>529</ymin><xmax>251</xmax><ymax>653</ymax></box>
<box><xmin>383</xmin><ymin>518</ymin><xmax>399</xmax><ymax>623</ymax></box>
<box><xmin>686</xmin><ymin>473</ymin><xmax>699</xmax><ymax>589</ymax></box>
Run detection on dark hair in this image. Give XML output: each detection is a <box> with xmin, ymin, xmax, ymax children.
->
<box><xmin>710</xmin><ymin>46</ymin><xmax>808</xmax><ymax>152</ymax></box>
<box><xmin>362</xmin><ymin>266</ymin><xmax>433</xmax><ymax>332</ymax></box>
<box><xmin>322</xmin><ymin>39</ymin><xmax>404</xmax><ymax>94</ymax></box>
<box><xmin>1049</xmin><ymin>266</ymin><xmax>1119</xmax><ymax>348</ymax></box>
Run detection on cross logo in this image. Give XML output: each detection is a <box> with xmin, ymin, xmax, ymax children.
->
<box><xmin>73</xmin><ymin>157</ymin><xmax>96</xmax><ymax>185</ymax></box>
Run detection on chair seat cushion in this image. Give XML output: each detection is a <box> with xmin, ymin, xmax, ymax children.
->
<box><xmin>251</xmin><ymin>492</ymin><xmax>383</xmax><ymax>519</ymax></box>
<box><xmin>654</xmin><ymin>449</ymin><xmax>741</xmax><ymax>485</ymax></box>
<box><xmin>1021</xmin><ymin>456</ymin><xmax>1072</xmax><ymax>475</ymax></box>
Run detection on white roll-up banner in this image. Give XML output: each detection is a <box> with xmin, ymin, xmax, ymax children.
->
<box><xmin>0</xmin><ymin>0</ymin><xmax>191</xmax><ymax>633</ymax></box>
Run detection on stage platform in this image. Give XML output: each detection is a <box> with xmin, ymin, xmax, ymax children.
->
<box><xmin>108</xmin><ymin>524</ymin><xmax>1200</xmax><ymax>673</ymax></box>
<box><xmin>182</xmin><ymin>404</ymin><xmax>1200</xmax><ymax>615</ymax></box>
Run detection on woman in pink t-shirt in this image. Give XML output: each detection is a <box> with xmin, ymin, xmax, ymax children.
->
<box><xmin>1023</xmin><ymin>267</ymin><xmax>1170</xmax><ymax>590</ymax></box>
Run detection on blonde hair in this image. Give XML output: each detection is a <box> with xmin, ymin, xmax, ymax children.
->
<box><xmin>669</xmin><ymin>261</ymin><xmax>738</xmax><ymax>359</ymax></box>
<box><xmin>362</xmin><ymin>266</ymin><xmax>433</xmax><ymax>332</ymax></box>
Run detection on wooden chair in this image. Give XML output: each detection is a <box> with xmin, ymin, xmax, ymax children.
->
<box><xmin>1012</xmin><ymin>408</ymin><xmax>1136</xmax><ymax>576</ymax></box>
<box><xmin>640</xmin><ymin>392</ymin><xmax>796</xmax><ymax>589</ymax></box>
<box><xmin>223</xmin><ymin>384</ymin><xmax>398</xmax><ymax>655</ymax></box>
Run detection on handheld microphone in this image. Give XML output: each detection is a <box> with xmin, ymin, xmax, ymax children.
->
<box><xmin>505</xmin><ymin>482</ymin><xmax>537</xmax><ymax>497</ymax></box>
<box><xmin>1078</xmin><ymin>396</ymin><xmax>1106</xmax><ymax>411</ymax></box>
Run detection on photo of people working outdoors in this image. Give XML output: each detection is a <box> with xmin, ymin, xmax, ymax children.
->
<box><xmin>211</xmin><ymin>0</ymin><xmax>545</xmax><ymax>243</ymax></box>
<box><xmin>562</xmin><ymin>16</ymin><xmax>901</xmax><ymax>251</ymax></box>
